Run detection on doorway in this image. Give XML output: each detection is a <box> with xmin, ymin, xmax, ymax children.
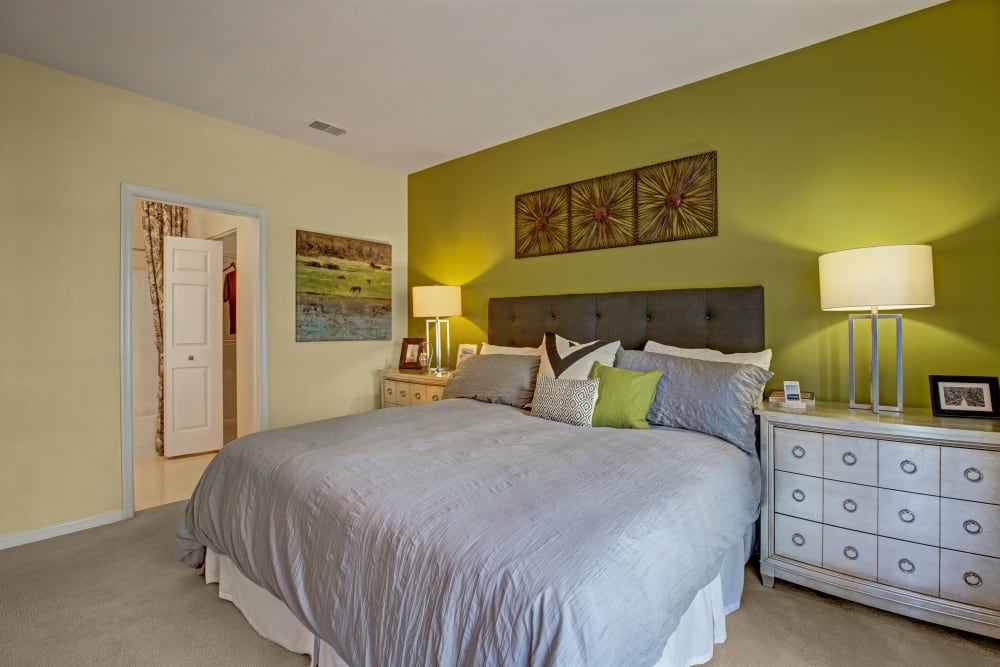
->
<box><xmin>120</xmin><ymin>184</ymin><xmax>268</xmax><ymax>516</ymax></box>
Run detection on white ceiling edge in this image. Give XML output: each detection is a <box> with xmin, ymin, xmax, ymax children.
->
<box><xmin>0</xmin><ymin>1</ymin><xmax>947</xmax><ymax>173</ymax></box>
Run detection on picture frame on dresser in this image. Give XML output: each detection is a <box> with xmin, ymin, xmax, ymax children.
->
<box><xmin>456</xmin><ymin>343</ymin><xmax>477</xmax><ymax>367</ymax></box>
<box><xmin>929</xmin><ymin>375</ymin><xmax>1000</xmax><ymax>419</ymax></box>
<box><xmin>398</xmin><ymin>337</ymin><xmax>426</xmax><ymax>370</ymax></box>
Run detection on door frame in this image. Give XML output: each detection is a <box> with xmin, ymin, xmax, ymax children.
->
<box><xmin>120</xmin><ymin>183</ymin><xmax>268</xmax><ymax>518</ymax></box>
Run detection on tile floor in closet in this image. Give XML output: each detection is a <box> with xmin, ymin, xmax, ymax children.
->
<box><xmin>134</xmin><ymin>452</ymin><xmax>216</xmax><ymax>511</ymax></box>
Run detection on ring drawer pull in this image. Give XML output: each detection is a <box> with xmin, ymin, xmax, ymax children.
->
<box><xmin>431</xmin><ymin>395</ymin><xmax>440</xmax><ymax>401</ymax></box>
<box><xmin>898</xmin><ymin>558</ymin><xmax>916</xmax><ymax>574</ymax></box>
<box><xmin>414</xmin><ymin>392</ymin><xmax>422</xmax><ymax>400</ymax></box>
<box><xmin>791</xmin><ymin>533</ymin><xmax>806</xmax><ymax>547</ymax></box>
<box><xmin>843</xmin><ymin>499</ymin><xmax>858</xmax><ymax>513</ymax></box>
<box><xmin>964</xmin><ymin>467</ymin><xmax>983</xmax><ymax>483</ymax></box>
<box><xmin>964</xmin><ymin>571</ymin><xmax>983</xmax><ymax>588</ymax></box>
<box><xmin>792</xmin><ymin>489</ymin><xmax>806</xmax><ymax>502</ymax></box>
<box><xmin>899</xmin><ymin>460</ymin><xmax>918</xmax><ymax>475</ymax></box>
<box><xmin>386</xmin><ymin>388</ymin><xmax>393</xmax><ymax>395</ymax></box>
<box><xmin>964</xmin><ymin>519</ymin><xmax>983</xmax><ymax>535</ymax></box>
<box><xmin>898</xmin><ymin>509</ymin><xmax>915</xmax><ymax>523</ymax></box>
<box><xmin>792</xmin><ymin>445</ymin><xmax>806</xmax><ymax>459</ymax></box>
<box><xmin>843</xmin><ymin>546</ymin><xmax>859</xmax><ymax>560</ymax></box>
<box><xmin>842</xmin><ymin>452</ymin><xmax>857</xmax><ymax>466</ymax></box>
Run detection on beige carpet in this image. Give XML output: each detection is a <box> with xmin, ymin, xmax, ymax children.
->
<box><xmin>1</xmin><ymin>502</ymin><xmax>997</xmax><ymax>666</ymax></box>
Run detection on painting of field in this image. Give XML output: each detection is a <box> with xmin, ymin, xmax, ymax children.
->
<box><xmin>295</xmin><ymin>230</ymin><xmax>392</xmax><ymax>341</ymax></box>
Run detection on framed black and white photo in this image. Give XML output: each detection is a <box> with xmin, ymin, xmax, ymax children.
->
<box><xmin>929</xmin><ymin>375</ymin><xmax>1000</xmax><ymax>419</ymax></box>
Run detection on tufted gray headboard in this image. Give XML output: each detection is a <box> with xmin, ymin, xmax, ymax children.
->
<box><xmin>488</xmin><ymin>286</ymin><xmax>764</xmax><ymax>353</ymax></box>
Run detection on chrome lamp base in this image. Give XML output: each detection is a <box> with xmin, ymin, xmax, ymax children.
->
<box><xmin>848</xmin><ymin>309</ymin><xmax>903</xmax><ymax>414</ymax></box>
<box><xmin>424</xmin><ymin>317</ymin><xmax>451</xmax><ymax>376</ymax></box>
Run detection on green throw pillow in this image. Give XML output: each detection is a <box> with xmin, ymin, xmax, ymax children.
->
<box><xmin>590</xmin><ymin>361</ymin><xmax>662</xmax><ymax>429</ymax></box>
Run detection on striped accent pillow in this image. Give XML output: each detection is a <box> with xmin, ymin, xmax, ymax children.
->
<box><xmin>538</xmin><ymin>332</ymin><xmax>620</xmax><ymax>381</ymax></box>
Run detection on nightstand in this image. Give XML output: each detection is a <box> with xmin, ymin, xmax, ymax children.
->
<box><xmin>377</xmin><ymin>368</ymin><xmax>449</xmax><ymax>408</ymax></box>
<box><xmin>757</xmin><ymin>401</ymin><xmax>1000</xmax><ymax>638</ymax></box>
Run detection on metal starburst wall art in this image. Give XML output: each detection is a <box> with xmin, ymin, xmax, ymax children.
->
<box><xmin>514</xmin><ymin>185</ymin><xmax>569</xmax><ymax>258</ymax></box>
<box><xmin>570</xmin><ymin>172</ymin><xmax>635</xmax><ymax>252</ymax></box>
<box><xmin>636</xmin><ymin>152</ymin><xmax>717</xmax><ymax>244</ymax></box>
<box><xmin>513</xmin><ymin>151</ymin><xmax>717</xmax><ymax>258</ymax></box>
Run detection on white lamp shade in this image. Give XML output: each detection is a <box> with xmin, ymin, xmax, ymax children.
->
<box><xmin>412</xmin><ymin>285</ymin><xmax>462</xmax><ymax>318</ymax></box>
<box><xmin>819</xmin><ymin>244</ymin><xmax>935</xmax><ymax>311</ymax></box>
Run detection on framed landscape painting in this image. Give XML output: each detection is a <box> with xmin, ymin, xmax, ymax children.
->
<box><xmin>295</xmin><ymin>230</ymin><xmax>392</xmax><ymax>341</ymax></box>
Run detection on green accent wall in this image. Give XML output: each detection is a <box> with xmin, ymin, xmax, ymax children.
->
<box><xmin>408</xmin><ymin>0</ymin><xmax>999</xmax><ymax>408</ymax></box>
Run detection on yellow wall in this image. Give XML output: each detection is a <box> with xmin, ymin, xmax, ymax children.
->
<box><xmin>0</xmin><ymin>55</ymin><xmax>407</xmax><ymax>536</ymax></box>
<box><xmin>409</xmin><ymin>0</ymin><xmax>1000</xmax><ymax>407</ymax></box>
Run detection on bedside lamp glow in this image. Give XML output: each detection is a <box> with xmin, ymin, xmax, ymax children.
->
<box><xmin>412</xmin><ymin>285</ymin><xmax>462</xmax><ymax>375</ymax></box>
<box><xmin>818</xmin><ymin>244</ymin><xmax>934</xmax><ymax>414</ymax></box>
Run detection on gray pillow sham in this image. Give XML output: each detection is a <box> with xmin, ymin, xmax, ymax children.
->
<box><xmin>616</xmin><ymin>349</ymin><xmax>773</xmax><ymax>455</ymax></box>
<box><xmin>443</xmin><ymin>354</ymin><xmax>541</xmax><ymax>408</ymax></box>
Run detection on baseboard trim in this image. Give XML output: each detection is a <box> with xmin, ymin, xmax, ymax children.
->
<box><xmin>0</xmin><ymin>510</ymin><xmax>126</xmax><ymax>551</ymax></box>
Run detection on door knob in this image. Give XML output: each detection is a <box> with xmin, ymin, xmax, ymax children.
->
<box><xmin>188</xmin><ymin>355</ymin><xmax>195</xmax><ymax>361</ymax></box>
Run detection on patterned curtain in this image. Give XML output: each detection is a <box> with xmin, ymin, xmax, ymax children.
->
<box><xmin>141</xmin><ymin>202</ymin><xmax>189</xmax><ymax>455</ymax></box>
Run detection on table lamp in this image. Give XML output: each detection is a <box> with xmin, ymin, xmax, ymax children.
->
<box><xmin>412</xmin><ymin>285</ymin><xmax>462</xmax><ymax>375</ymax></box>
<box><xmin>818</xmin><ymin>244</ymin><xmax>934</xmax><ymax>414</ymax></box>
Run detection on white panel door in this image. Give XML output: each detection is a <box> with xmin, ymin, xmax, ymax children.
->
<box><xmin>164</xmin><ymin>236</ymin><xmax>223</xmax><ymax>457</ymax></box>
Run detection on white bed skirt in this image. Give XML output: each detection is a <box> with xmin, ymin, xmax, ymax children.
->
<box><xmin>204</xmin><ymin>522</ymin><xmax>754</xmax><ymax>667</ymax></box>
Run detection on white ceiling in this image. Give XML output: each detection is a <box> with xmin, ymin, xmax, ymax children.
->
<box><xmin>0</xmin><ymin>0</ymin><xmax>944</xmax><ymax>173</ymax></box>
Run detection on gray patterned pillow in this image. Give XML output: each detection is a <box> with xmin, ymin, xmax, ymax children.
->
<box><xmin>617</xmin><ymin>349</ymin><xmax>773</xmax><ymax>455</ymax></box>
<box><xmin>530</xmin><ymin>375</ymin><xmax>600</xmax><ymax>427</ymax></box>
<box><xmin>442</xmin><ymin>354</ymin><xmax>540</xmax><ymax>408</ymax></box>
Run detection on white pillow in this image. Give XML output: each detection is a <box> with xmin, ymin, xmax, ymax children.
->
<box><xmin>643</xmin><ymin>341</ymin><xmax>772</xmax><ymax>370</ymax></box>
<box><xmin>539</xmin><ymin>332</ymin><xmax>621</xmax><ymax>381</ymax></box>
<box><xmin>480</xmin><ymin>341</ymin><xmax>542</xmax><ymax>356</ymax></box>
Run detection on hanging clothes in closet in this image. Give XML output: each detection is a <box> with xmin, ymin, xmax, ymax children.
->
<box><xmin>223</xmin><ymin>262</ymin><xmax>237</xmax><ymax>334</ymax></box>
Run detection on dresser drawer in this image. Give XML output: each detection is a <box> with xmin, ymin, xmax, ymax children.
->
<box><xmin>426</xmin><ymin>385</ymin><xmax>445</xmax><ymax>403</ymax></box>
<box><xmin>823</xmin><ymin>435</ymin><xmax>877</xmax><ymax>486</ymax></box>
<box><xmin>407</xmin><ymin>383</ymin><xmax>430</xmax><ymax>404</ymax></box>
<box><xmin>774</xmin><ymin>471</ymin><xmax>823</xmax><ymax>522</ymax></box>
<box><xmin>942</xmin><ymin>448</ymin><xmax>1000</xmax><ymax>504</ymax></box>
<box><xmin>941</xmin><ymin>498</ymin><xmax>1000</xmax><ymax>558</ymax></box>
<box><xmin>878</xmin><ymin>536</ymin><xmax>939</xmax><ymax>596</ymax></box>
<box><xmin>381</xmin><ymin>380</ymin><xmax>399</xmax><ymax>407</ymax></box>
<box><xmin>940</xmin><ymin>549</ymin><xmax>1000</xmax><ymax>611</ymax></box>
<box><xmin>879</xmin><ymin>441</ymin><xmax>940</xmax><ymax>495</ymax></box>
<box><xmin>823</xmin><ymin>525</ymin><xmax>877</xmax><ymax>581</ymax></box>
<box><xmin>774</xmin><ymin>428</ymin><xmax>823</xmax><ymax>477</ymax></box>
<box><xmin>774</xmin><ymin>514</ymin><xmax>823</xmax><ymax>566</ymax></box>
<box><xmin>393</xmin><ymin>382</ymin><xmax>415</xmax><ymax>406</ymax></box>
<box><xmin>823</xmin><ymin>479</ymin><xmax>877</xmax><ymax>534</ymax></box>
<box><xmin>878</xmin><ymin>488</ymin><xmax>940</xmax><ymax>546</ymax></box>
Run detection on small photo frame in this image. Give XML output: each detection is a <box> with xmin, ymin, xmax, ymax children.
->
<box><xmin>929</xmin><ymin>375</ymin><xmax>1000</xmax><ymax>419</ymax></box>
<box><xmin>456</xmin><ymin>343</ymin><xmax>478</xmax><ymax>367</ymax></box>
<box><xmin>398</xmin><ymin>337</ymin><xmax>426</xmax><ymax>370</ymax></box>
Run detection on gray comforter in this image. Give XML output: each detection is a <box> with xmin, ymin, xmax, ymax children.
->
<box><xmin>177</xmin><ymin>399</ymin><xmax>760</xmax><ymax>667</ymax></box>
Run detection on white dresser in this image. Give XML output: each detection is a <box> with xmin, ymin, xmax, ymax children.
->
<box><xmin>378</xmin><ymin>368</ymin><xmax>448</xmax><ymax>408</ymax></box>
<box><xmin>757</xmin><ymin>402</ymin><xmax>1000</xmax><ymax>638</ymax></box>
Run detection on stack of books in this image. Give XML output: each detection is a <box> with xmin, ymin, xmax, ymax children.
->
<box><xmin>769</xmin><ymin>390</ymin><xmax>816</xmax><ymax>405</ymax></box>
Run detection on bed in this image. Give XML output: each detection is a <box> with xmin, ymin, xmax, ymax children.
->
<box><xmin>177</xmin><ymin>286</ymin><xmax>768</xmax><ymax>667</ymax></box>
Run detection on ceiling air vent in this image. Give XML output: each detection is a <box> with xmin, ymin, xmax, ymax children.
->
<box><xmin>307</xmin><ymin>119</ymin><xmax>347</xmax><ymax>136</ymax></box>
